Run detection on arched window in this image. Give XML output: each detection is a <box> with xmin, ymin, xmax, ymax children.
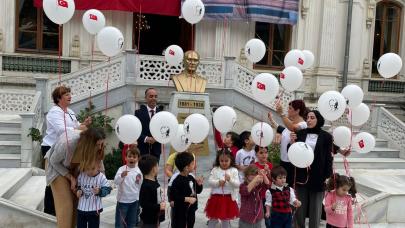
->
<box><xmin>15</xmin><ymin>0</ymin><xmax>60</xmax><ymax>53</ymax></box>
<box><xmin>372</xmin><ymin>1</ymin><xmax>402</xmax><ymax>77</ymax></box>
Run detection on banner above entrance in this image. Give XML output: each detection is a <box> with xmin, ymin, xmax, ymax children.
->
<box><xmin>203</xmin><ymin>0</ymin><xmax>299</xmax><ymax>25</ymax></box>
<box><xmin>34</xmin><ymin>0</ymin><xmax>181</xmax><ymax>16</ymax></box>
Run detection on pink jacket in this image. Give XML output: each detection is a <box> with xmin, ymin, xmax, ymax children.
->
<box><xmin>324</xmin><ymin>191</ymin><xmax>353</xmax><ymax>228</ymax></box>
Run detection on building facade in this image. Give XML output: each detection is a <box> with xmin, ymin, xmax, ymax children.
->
<box><xmin>0</xmin><ymin>0</ymin><xmax>404</xmax><ymax>103</ymax></box>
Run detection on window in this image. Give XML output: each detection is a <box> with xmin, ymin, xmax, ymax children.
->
<box><xmin>254</xmin><ymin>22</ymin><xmax>292</xmax><ymax>69</ymax></box>
<box><xmin>372</xmin><ymin>1</ymin><xmax>402</xmax><ymax>77</ymax></box>
<box><xmin>16</xmin><ymin>0</ymin><xmax>60</xmax><ymax>53</ymax></box>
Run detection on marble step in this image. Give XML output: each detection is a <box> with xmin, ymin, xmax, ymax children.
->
<box><xmin>334</xmin><ymin>157</ymin><xmax>405</xmax><ymax>169</ymax></box>
<box><xmin>0</xmin><ymin>168</ymin><xmax>31</xmax><ymax>198</ymax></box>
<box><xmin>0</xmin><ymin>129</ymin><xmax>21</xmax><ymax>141</ymax></box>
<box><xmin>0</xmin><ymin>141</ymin><xmax>21</xmax><ymax>154</ymax></box>
<box><xmin>336</xmin><ymin>147</ymin><xmax>400</xmax><ymax>158</ymax></box>
<box><xmin>0</xmin><ymin>116</ymin><xmax>22</xmax><ymax>129</ymax></box>
<box><xmin>0</xmin><ymin>154</ymin><xmax>21</xmax><ymax>168</ymax></box>
<box><xmin>9</xmin><ymin>176</ymin><xmax>46</xmax><ymax>211</ymax></box>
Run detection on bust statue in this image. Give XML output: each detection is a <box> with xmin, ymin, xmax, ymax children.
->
<box><xmin>171</xmin><ymin>50</ymin><xmax>207</xmax><ymax>93</ymax></box>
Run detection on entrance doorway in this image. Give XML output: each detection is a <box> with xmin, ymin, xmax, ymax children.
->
<box><xmin>133</xmin><ymin>14</ymin><xmax>193</xmax><ymax>55</ymax></box>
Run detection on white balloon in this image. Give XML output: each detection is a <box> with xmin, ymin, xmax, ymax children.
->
<box><xmin>184</xmin><ymin>113</ymin><xmax>209</xmax><ymax>143</ymax></box>
<box><xmin>302</xmin><ymin>50</ymin><xmax>315</xmax><ymax>69</ymax></box>
<box><xmin>332</xmin><ymin>126</ymin><xmax>352</xmax><ymax>148</ymax></box>
<box><xmin>353</xmin><ymin>132</ymin><xmax>375</xmax><ymax>154</ymax></box>
<box><xmin>341</xmin><ymin>84</ymin><xmax>364</xmax><ymax>108</ymax></box>
<box><xmin>251</xmin><ymin>122</ymin><xmax>274</xmax><ymax>147</ymax></box>
<box><xmin>280</xmin><ymin>66</ymin><xmax>303</xmax><ymax>92</ymax></box>
<box><xmin>97</xmin><ymin>26</ymin><xmax>124</xmax><ymax>57</ymax></box>
<box><xmin>171</xmin><ymin>124</ymin><xmax>192</xmax><ymax>152</ymax></box>
<box><xmin>164</xmin><ymin>45</ymin><xmax>184</xmax><ymax>66</ymax></box>
<box><xmin>377</xmin><ymin>53</ymin><xmax>403</xmax><ymax>78</ymax></box>
<box><xmin>245</xmin><ymin>39</ymin><xmax>266</xmax><ymax>63</ymax></box>
<box><xmin>149</xmin><ymin>111</ymin><xmax>179</xmax><ymax>144</ymax></box>
<box><xmin>348</xmin><ymin>103</ymin><xmax>370</xmax><ymax>127</ymax></box>
<box><xmin>115</xmin><ymin>115</ymin><xmax>142</xmax><ymax>144</ymax></box>
<box><xmin>82</xmin><ymin>9</ymin><xmax>106</xmax><ymax>35</ymax></box>
<box><xmin>251</xmin><ymin>73</ymin><xmax>280</xmax><ymax>104</ymax></box>
<box><xmin>317</xmin><ymin>91</ymin><xmax>347</xmax><ymax>121</ymax></box>
<box><xmin>43</xmin><ymin>0</ymin><xmax>75</xmax><ymax>25</ymax></box>
<box><xmin>288</xmin><ymin>142</ymin><xmax>314</xmax><ymax>168</ymax></box>
<box><xmin>284</xmin><ymin>49</ymin><xmax>305</xmax><ymax>69</ymax></box>
<box><xmin>182</xmin><ymin>0</ymin><xmax>205</xmax><ymax>24</ymax></box>
<box><xmin>213</xmin><ymin>106</ymin><xmax>237</xmax><ymax>133</ymax></box>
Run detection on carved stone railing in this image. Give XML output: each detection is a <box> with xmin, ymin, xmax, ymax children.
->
<box><xmin>1</xmin><ymin>54</ymin><xmax>71</xmax><ymax>74</ymax></box>
<box><xmin>0</xmin><ymin>90</ymin><xmax>35</xmax><ymax>113</ymax></box>
<box><xmin>45</xmin><ymin>55</ymin><xmax>126</xmax><ymax>110</ymax></box>
<box><xmin>234</xmin><ymin>63</ymin><xmax>294</xmax><ymax>110</ymax></box>
<box><xmin>368</xmin><ymin>79</ymin><xmax>405</xmax><ymax>93</ymax></box>
<box><xmin>377</xmin><ymin>107</ymin><xmax>405</xmax><ymax>158</ymax></box>
<box><xmin>137</xmin><ymin>55</ymin><xmax>225</xmax><ymax>87</ymax></box>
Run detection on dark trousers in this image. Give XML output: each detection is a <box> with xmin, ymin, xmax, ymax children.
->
<box><xmin>263</xmin><ymin>200</ymin><xmax>271</xmax><ymax>228</ymax></box>
<box><xmin>270</xmin><ymin>211</ymin><xmax>293</xmax><ymax>228</ymax></box>
<box><xmin>42</xmin><ymin>145</ymin><xmax>55</xmax><ymax>216</ymax></box>
<box><xmin>77</xmin><ymin>210</ymin><xmax>100</xmax><ymax>228</ymax></box>
<box><xmin>115</xmin><ymin>201</ymin><xmax>140</xmax><ymax>228</ymax></box>
<box><xmin>171</xmin><ymin>209</ymin><xmax>195</xmax><ymax>228</ymax></box>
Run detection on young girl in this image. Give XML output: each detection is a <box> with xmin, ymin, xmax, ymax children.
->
<box><xmin>235</xmin><ymin>131</ymin><xmax>257</xmax><ymax>182</ymax></box>
<box><xmin>239</xmin><ymin>164</ymin><xmax>270</xmax><ymax>228</ymax></box>
<box><xmin>324</xmin><ymin>173</ymin><xmax>357</xmax><ymax>228</ymax></box>
<box><xmin>214</xmin><ymin>128</ymin><xmax>240</xmax><ymax>158</ymax></box>
<box><xmin>254</xmin><ymin>145</ymin><xmax>273</xmax><ymax>228</ymax></box>
<box><xmin>205</xmin><ymin>149</ymin><xmax>240</xmax><ymax>228</ymax></box>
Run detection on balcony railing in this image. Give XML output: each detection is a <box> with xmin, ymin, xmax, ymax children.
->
<box><xmin>368</xmin><ymin>80</ymin><xmax>405</xmax><ymax>93</ymax></box>
<box><xmin>1</xmin><ymin>55</ymin><xmax>71</xmax><ymax>74</ymax></box>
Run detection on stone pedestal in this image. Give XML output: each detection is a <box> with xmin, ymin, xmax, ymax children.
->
<box><xmin>169</xmin><ymin>92</ymin><xmax>216</xmax><ymax>175</ymax></box>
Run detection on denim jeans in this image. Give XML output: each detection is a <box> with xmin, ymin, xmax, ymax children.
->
<box><xmin>115</xmin><ymin>201</ymin><xmax>140</xmax><ymax>228</ymax></box>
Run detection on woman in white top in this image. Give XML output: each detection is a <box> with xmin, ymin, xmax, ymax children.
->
<box><xmin>41</xmin><ymin>85</ymin><xmax>91</xmax><ymax>215</ymax></box>
<box><xmin>268</xmin><ymin>100</ymin><xmax>308</xmax><ymax>186</ymax></box>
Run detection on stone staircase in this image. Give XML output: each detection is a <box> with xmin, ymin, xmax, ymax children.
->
<box><xmin>0</xmin><ymin>115</ymin><xmax>23</xmax><ymax>168</ymax></box>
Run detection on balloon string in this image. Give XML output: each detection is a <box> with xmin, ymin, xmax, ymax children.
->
<box><xmin>137</xmin><ymin>4</ymin><xmax>142</xmax><ymax>54</ymax></box>
<box><xmin>191</xmin><ymin>24</ymin><xmax>194</xmax><ymax>50</ymax></box>
<box><xmin>89</xmin><ymin>36</ymin><xmax>95</xmax><ymax>103</ymax></box>
<box><xmin>104</xmin><ymin>57</ymin><xmax>110</xmax><ymax>127</ymax></box>
<box><xmin>58</xmin><ymin>25</ymin><xmax>62</xmax><ymax>83</ymax></box>
<box><xmin>221</xmin><ymin>18</ymin><xmax>227</xmax><ymax>59</ymax></box>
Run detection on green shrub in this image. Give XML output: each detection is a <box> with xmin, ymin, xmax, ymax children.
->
<box><xmin>268</xmin><ymin>143</ymin><xmax>281</xmax><ymax>166</ymax></box>
<box><xmin>77</xmin><ymin>100</ymin><xmax>114</xmax><ymax>133</ymax></box>
<box><xmin>28</xmin><ymin>127</ymin><xmax>43</xmax><ymax>143</ymax></box>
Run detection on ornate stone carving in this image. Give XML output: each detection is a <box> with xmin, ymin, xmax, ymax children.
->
<box><xmin>239</xmin><ymin>48</ymin><xmax>248</xmax><ymax>66</ymax></box>
<box><xmin>363</xmin><ymin>59</ymin><xmax>370</xmax><ymax>77</ymax></box>
<box><xmin>379</xmin><ymin>108</ymin><xmax>405</xmax><ymax>152</ymax></box>
<box><xmin>0</xmin><ymin>92</ymin><xmax>35</xmax><ymax>112</ymax></box>
<box><xmin>0</xmin><ymin>29</ymin><xmax>3</xmax><ymax>52</ymax></box>
<box><xmin>71</xmin><ymin>35</ymin><xmax>80</xmax><ymax>57</ymax></box>
<box><xmin>366</xmin><ymin>0</ymin><xmax>376</xmax><ymax>29</ymax></box>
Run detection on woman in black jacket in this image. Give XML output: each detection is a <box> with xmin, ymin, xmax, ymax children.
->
<box><xmin>290</xmin><ymin>110</ymin><xmax>348</xmax><ymax>228</ymax></box>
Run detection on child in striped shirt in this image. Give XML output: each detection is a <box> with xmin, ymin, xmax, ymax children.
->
<box><xmin>76</xmin><ymin>161</ymin><xmax>112</xmax><ymax>228</ymax></box>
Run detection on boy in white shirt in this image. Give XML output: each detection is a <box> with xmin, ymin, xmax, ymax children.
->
<box><xmin>114</xmin><ymin>147</ymin><xmax>143</xmax><ymax>228</ymax></box>
<box><xmin>235</xmin><ymin>131</ymin><xmax>257</xmax><ymax>182</ymax></box>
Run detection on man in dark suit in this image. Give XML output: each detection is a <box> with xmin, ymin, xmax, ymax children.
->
<box><xmin>135</xmin><ymin>88</ymin><xmax>161</xmax><ymax>161</ymax></box>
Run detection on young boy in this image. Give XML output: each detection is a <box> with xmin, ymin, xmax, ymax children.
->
<box><xmin>265</xmin><ymin>166</ymin><xmax>301</xmax><ymax>228</ymax></box>
<box><xmin>114</xmin><ymin>147</ymin><xmax>143</xmax><ymax>228</ymax></box>
<box><xmin>138</xmin><ymin>155</ymin><xmax>165</xmax><ymax>227</ymax></box>
<box><xmin>214</xmin><ymin>128</ymin><xmax>240</xmax><ymax>157</ymax></box>
<box><xmin>235</xmin><ymin>131</ymin><xmax>257</xmax><ymax>182</ymax></box>
<box><xmin>254</xmin><ymin>145</ymin><xmax>273</xmax><ymax>228</ymax></box>
<box><xmin>171</xmin><ymin>152</ymin><xmax>204</xmax><ymax>228</ymax></box>
<box><xmin>76</xmin><ymin>161</ymin><xmax>112</xmax><ymax>228</ymax></box>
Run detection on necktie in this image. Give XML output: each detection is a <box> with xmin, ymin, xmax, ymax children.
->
<box><xmin>150</xmin><ymin>109</ymin><xmax>155</xmax><ymax>118</ymax></box>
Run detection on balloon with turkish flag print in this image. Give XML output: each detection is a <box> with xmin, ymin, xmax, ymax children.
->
<box><xmin>353</xmin><ymin>132</ymin><xmax>375</xmax><ymax>154</ymax></box>
<box><xmin>251</xmin><ymin>73</ymin><xmax>280</xmax><ymax>104</ymax></box>
<box><xmin>284</xmin><ymin>49</ymin><xmax>305</xmax><ymax>70</ymax></box>
<box><xmin>43</xmin><ymin>0</ymin><xmax>75</xmax><ymax>25</ymax></box>
<box><xmin>82</xmin><ymin>9</ymin><xmax>106</xmax><ymax>35</ymax></box>
<box><xmin>164</xmin><ymin>45</ymin><xmax>184</xmax><ymax>66</ymax></box>
<box><xmin>280</xmin><ymin>66</ymin><xmax>303</xmax><ymax>92</ymax></box>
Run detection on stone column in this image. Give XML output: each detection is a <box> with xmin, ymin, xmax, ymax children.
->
<box><xmin>34</xmin><ymin>75</ymin><xmax>50</xmax><ymax>114</ymax></box>
<box><xmin>20</xmin><ymin>113</ymin><xmax>34</xmax><ymax>168</ymax></box>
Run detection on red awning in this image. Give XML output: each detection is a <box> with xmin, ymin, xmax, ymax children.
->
<box><xmin>34</xmin><ymin>0</ymin><xmax>181</xmax><ymax>16</ymax></box>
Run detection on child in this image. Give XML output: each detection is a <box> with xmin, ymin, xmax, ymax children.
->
<box><xmin>254</xmin><ymin>145</ymin><xmax>273</xmax><ymax>228</ymax></box>
<box><xmin>214</xmin><ymin>128</ymin><xmax>240</xmax><ymax>158</ymax></box>
<box><xmin>76</xmin><ymin>161</ymin><xmax>112</xmax><ymax>228</ymax></box>
<box><xmin>235</xmin><ymin>131</ymin><xmax>257</xmax><ymax>182</ymax></box>
<box><xmin>138</xmin><ymin>155</ymin><xmax>165</xmax><ymax>227</ymax></box>
<box><xmin>265</xmin><ymin>166</ymin><xmax>301</xmax><ymax>228</ymax></box>
<box><xmin>324</xmin><ymin>173</ymin><xmax>357</xmax><ymax>228</ymax></box>
<box><xmin>171</xmin><ymin>152</ymin><xmax>204</xmax><ymax>228</ymax></box>
<box><xmin>239</xmin><ymin>164</ymin><xmax>270</xmax><ymax>228</ymax></box>
<box><xmin>205</xmin><ymin>149</ymin><xmax>240</xmax><ymax>228</ymax></box>
<box><xmin>114</xmin><ymin>146</ymin><xmax>143</xmax><ymax>228</ymax></box>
